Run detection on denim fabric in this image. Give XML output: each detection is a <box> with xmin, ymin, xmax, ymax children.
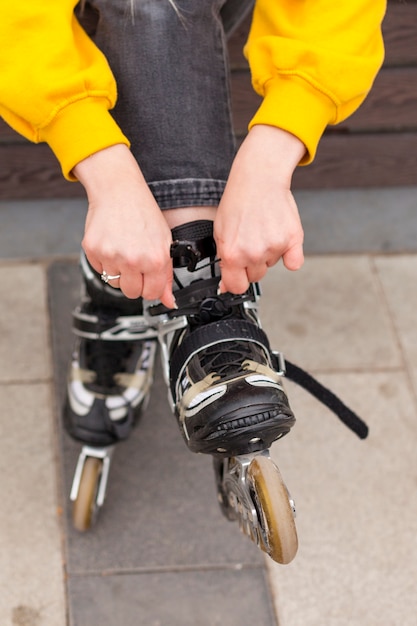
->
<box><xmin>90</xmin><ymin>0</ymin><xmax>254</xmax><ymax>209</ymax></box>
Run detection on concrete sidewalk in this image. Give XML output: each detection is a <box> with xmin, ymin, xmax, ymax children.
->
<box><xmin>1</xmin><ymin>189</ymin><xmax>417</xmax><ymax>625</ymax></box>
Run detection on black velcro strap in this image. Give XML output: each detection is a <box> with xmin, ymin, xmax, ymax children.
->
<box><xmin>148</xmin><ymin>279</ymin><xmax>258</xmax><ymax>319</ymax></box>
<box><xmin>285</xmin><ymin>360</ymin><xmax>369</xmax><ymax>439</ymax></box>
<box><xmin>149</xmin><ymin>277</ymin><xmax>220</xmax><ymax>317</ymax></box>
<box><xmin>169</xmin><ymin>318</ymin><xmax>271</xmax><ymax>392</ymax></box>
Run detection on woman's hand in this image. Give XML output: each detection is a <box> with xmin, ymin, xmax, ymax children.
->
<box><xmin>214</xmin><ymin>125</ymin><xmax>305</xmax><ymax>294</ymax></box>
<box><xmin>74</xmin><ymin>144</ymin><xmax>175</xmax><ymax>308</ymax></box>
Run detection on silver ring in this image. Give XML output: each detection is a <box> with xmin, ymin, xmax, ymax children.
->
<box><xmin>100</xmin><ymin>270</ymin><xmax>121</xmax><ymax>284</ymax></box>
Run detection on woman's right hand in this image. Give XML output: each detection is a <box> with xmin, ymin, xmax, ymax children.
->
<box><xmin>74</xmin><ymin>144</ymin><xmax>176</xmax><ymax>308</ymax></box>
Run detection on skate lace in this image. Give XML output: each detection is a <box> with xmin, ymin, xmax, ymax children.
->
<box><xmin>86</xmin><ymin>340</ymin><xmax>131</xmax><ymax>390</ymax></box>
<box><xmin>199</xmin><ymin>340</ymin><xmax>256</xmax><ymax>379</ymax></box>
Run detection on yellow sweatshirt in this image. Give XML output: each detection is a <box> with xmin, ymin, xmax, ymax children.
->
<box><xmin>0</xmin><ymin>0</ymin><xmax>385</xmax><ymax>180</ymax></box>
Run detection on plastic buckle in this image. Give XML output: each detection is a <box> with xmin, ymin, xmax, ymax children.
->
<box><xmin>271</xmin><ymin>351</ymin><xmax>286</xmax><ymax>376</ymax></box>
<box><xmin>170</xmin><ymin>240</ymin><xmax>201</xmax><ymax>271</ymax></box>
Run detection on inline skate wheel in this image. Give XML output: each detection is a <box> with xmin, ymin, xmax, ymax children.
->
<box><xmin>72</xmin><ymin>456</ymin><xmax>102</xmax><ymax>532</ymax></box>
<box><xmin>248</xmin><ymin>455</ymin><xmax>298</xmax><ymax>564</ymax></box>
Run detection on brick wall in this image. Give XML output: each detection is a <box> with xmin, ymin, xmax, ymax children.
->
<box><xmin>0</xmin><ymin>0</ymin><xmax>415</xmax><ymax>199</ymax></box>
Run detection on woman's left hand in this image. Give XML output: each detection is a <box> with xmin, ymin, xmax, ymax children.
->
<box><xmin>214</xmin><ymin>125</ymin><xmax>306</xmax><ymax>294</ymax></box>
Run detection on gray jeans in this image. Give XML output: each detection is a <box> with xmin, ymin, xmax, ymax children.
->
<box><xmin>88</xmin><ymin>0</ymin><xmax>255</xmax><ymax>209</ymax></box>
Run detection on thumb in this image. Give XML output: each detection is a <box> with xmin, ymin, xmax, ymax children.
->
<box><xmin>160</xmin><ymin>279</ymin><xmax>177</xmax><ymax>310</ymax></box>
<box><xmin>282</xmin><ymin>243</ymin><xmax>304</xmax><ymax>271</ymax></box>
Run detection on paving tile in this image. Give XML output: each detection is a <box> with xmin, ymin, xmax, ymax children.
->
<box><xmin>374</xmin><ymin>254</ymin><xmax>417</xmax><ymax>388</ymax></box>
<box><xmin>259</xmin><ymin>255</ymin><xmax>401</xmax><ymax>372</ymax></box>
<box><xmin>0</xmin><ymin>383</ymin><xmax>66</xmax><ymax>626</ymax></box>
<box><xmin>0</xmin><ymin>263</ymin><xmax>51</xmax><ymax>382</ymax></box>
<box><xmin>0</xmin><ymin>198</ymin><xmax>86</xmax><ymax>259</ymax></box>
<box><xmin>295</xmin><ymin>186</ymin><xmax>417</xmax><ymax>254</ymax></box>
<box><xmin>266</xmin><ymin>371</ymin><xmax>417</xmax><ymax>626</ymax></box>
<box><xmin>68</xmin><ymin>569</ymin><xmax>276</xmax><ymax>626</ymax></box>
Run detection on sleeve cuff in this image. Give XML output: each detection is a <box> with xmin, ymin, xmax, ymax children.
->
<box><xmin>248</xmin><ymin>75</ymin><xmax>336</xmax><ymax>164</ymax></box>
<box><xmin>39</xmin><ymin>97</ymin><xmax>130</xmax><ymax>180</ymax></box>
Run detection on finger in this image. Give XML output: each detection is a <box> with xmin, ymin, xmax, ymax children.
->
<box><xmin>99</xmin><ymin>268</ymin><xmax>122</xmax><ymax>289</ymax></box>
<box><xmin>119</xmin><ymin>272</ymin><xmax>143</xmax><ymax>299</ymax></box>
<box><xmin>141</xmin><ymin>265</ymin><xmax>174</xmax><ymax>306</ymax></box>
<box><xmin>282</xmin><ymin>243</ymin><xmax>304</xmax><ymax>271</ymax></box>
<box><xmin>107</xmin><ymin>277</ymin><xmax>121</xmax><ymax>289</ymax></box>
<box><xmin>82</xmin><ymin>249</ymin><xmax>103</xmax><ymax>278</ymax></box>
<box><xmin>218</xmin><ymin>265</ymin><xmax>250</xmax><ymax>295</ymax></box>
<box><xmin>246</xmin><ymin>263</ymin><xmax>269</xmax><ymax>285</ymax></box>
<box><xmin>142</xmin><ymin>275</ymin><xmax>174</xmax><ymax>307</ymax></box>
<box><xmin>160</xmin><ymin>281</ymin><xmax>177</xmax><ymax>310</ymax></box>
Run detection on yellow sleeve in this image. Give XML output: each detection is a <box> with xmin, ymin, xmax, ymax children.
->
<box><xmin>0</xmin><ymin>0</ymin><xmax>129</xmax><ymax>180</ymax></box>
<box><xmin>245</xmin><ymin>0</ymin><xmax>386</xmax><ymax>163</ymax></box>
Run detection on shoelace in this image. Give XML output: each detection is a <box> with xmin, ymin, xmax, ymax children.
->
<box><xmin>199</xmin><ymin>339</ymin><xmax>255</xmax><ymax>379</ymax></box>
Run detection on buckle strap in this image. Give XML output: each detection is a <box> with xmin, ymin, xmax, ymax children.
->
<box><xmin>170</xmin><ymin>236</ymin><xmax>216</xmax><ymax>271</ymax></box>
<box><xmin>72</xmin><ymin>308</ymin><xmax>158</xmax><ymax>341</ymax></box>
<box><xmin>284</xmin><ymin>359</ymin><xmax>369</xmax><ymax>439</ymax></box>
<box><xmin>148</xmin><ymin>279</ymin><xmax>259</xmax><ymax>319</ymax></box>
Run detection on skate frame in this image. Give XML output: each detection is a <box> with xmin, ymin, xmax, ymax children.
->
<box><xmin>70</xmin><ymin>445</ymin><xmax>114</xmax><ymax>509</ymax></box>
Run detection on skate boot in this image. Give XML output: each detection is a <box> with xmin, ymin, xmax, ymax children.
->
<box><xmin>148</xmin><ymin>220</ymin><xmax>298</xmax><ymax>564</ymax></box>
<box><xmin>65</xmin><ymin>253</ymin><xmax>158</xmax><ymax>531</ymax></box>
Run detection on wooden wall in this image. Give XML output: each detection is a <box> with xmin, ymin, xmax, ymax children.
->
<box><xmin>0</xmin><ymin>0</ymin><xmax>415</xmax><ymax>200</ymax></box>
